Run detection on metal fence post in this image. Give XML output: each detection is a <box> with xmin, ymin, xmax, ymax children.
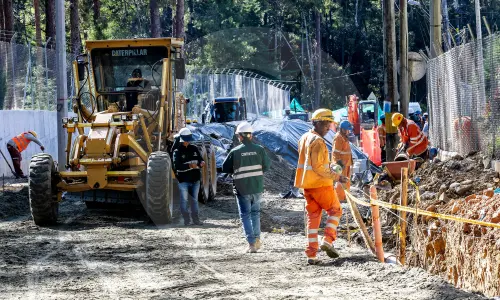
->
<box><xmin>44</xmin><ymin>37</ymin><xmax>52</xmax><ymax>110</ymax></box>
<box><xmin>10</xmin><ymin>34</ymin><xmax>16</xmax><ymax>109</ymax></box>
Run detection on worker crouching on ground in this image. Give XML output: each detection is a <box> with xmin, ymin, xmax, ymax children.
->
<box><xmin>173</xmin><ymin>128</ymin><xmax>205</xmax><ymax>226</ymax></box>
<box><xmin>222</xmin><ymin>122</ymin><xmax>271</xmax><ymax>253</ymax></box>
<box><xmin>392</xmin><ymin>113</ymin><xmax>429</xmax><ymax>160</ymax></box>
<box><xmin>6</xmin><ymin>131</ymin><xmax>45</xmax><ymax>178</ymax></box>
<box><xmin>295</xmin><ymin>109</ymin><xmax>348</xmax><ymax>265</ymax></box>
<box><xmin>332</xmin><ymin>120</ymin><xmax>353</xmax><ymax>202</ymax></box>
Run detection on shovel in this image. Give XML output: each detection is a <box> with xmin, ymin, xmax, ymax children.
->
<box><xmin>0</xmin><ymin>148</ymin><xmax>18</xmax><ymax>177</ymax></box>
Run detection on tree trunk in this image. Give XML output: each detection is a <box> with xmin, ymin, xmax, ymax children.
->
<box><xmin>150</xmin><ymin>0</ymin><xmax>161</xmax><ymax>38</ymax></box>
<box><xmin>34</xmin><ymin>0</ymin><xmax>42</xmax><ymax>46</ymax></box>
<box><xmin>314</xmin><ymin>9</ymin><xmax>321</xmax><ymax>109</ymax></box>
<box><xmin>45</xmin><ymin>0</ymin><xmax>56</xmax><ymax>47</ymax></box>
<box><xmin>4</xmin><ymin>0</ymin><xmax>14</xmax><ymax>41</ymax></box>
<box><xmin>70</xmin><ymin>0</ymin><xmax>82</xmax><ymax>56</ymax></box>
<box><xmin>93</xmin><ymin>0</ymin><xmax>103</xmax><ymax>39</ymax></box>
<box><xmin>175</xmin><ymin>0</ymin><xmax>185</xmax><ymax>39</ymax></box>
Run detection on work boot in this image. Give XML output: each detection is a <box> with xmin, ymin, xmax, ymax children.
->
<box><xmin>255</xmin><ymin>238</ymin><xmax>262</xmax><ymax>250</ymax></box>
<box><xmin>192</xmin><ymin>215</ymin><xmax>203</xmax><ymax>226</ymax></box>
<box><xmin>307</xmin><ymin>257</ymin><xmax>320</xmax><ymax>265</ymax></box>
<box><xmin>247</xmin><ymin>243</ymin><xmax>257</xmax><ymax>253</ymax></box>
<box><xmin>320</xmin><ymin>239</ymin><xmax>340</xmax><ymax>259</ymax></box>
<box><xmin>183</xmin><ymin>214</ymin><xmax>191</xmax><ymax>226</ymax></box>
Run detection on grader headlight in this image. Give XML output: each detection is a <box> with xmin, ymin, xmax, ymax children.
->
<box><xmin>62</xmin><ymin>117</ymin><xmax>69</xmax><ymax>124</ymax></box>
<box><xmin>72</xmin><ymin>117</ymin><xmax>79</xmax><ymax>123</ymax></box>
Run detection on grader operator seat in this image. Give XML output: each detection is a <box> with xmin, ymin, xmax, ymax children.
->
<box><xmin>125</xmin><ymin>68</ymin><xmax>152</xmax><ymax>111</ymax></box>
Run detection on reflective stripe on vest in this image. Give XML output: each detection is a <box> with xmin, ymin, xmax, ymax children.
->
<box><xmin>12</xmin><ymin>132</ymin><xmax>30</xmax><ymax>152</ymax></box>
<box><xmin>234</xmin><ymin>170</ymin><xmax>264</xmax><ymax>180</ymax></box>
<box><xmin>297</xmin><ymin>163</ymin><xmax>329</xmax><ymax>171</ymax></box>
<box><xmin>235</xmin><ymin>165</ymin><xmax>262</xmax><ymax>174</ymax></box>
<box><xmin>333</xmin><ymin>149</ymin><xmax>351</xmax><ymax>155</ymax></box>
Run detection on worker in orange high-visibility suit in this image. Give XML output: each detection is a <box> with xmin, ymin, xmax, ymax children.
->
<box><xmin>295</xmin><ymin>109</ymin><xmax>348</xmax><ymax>265</ymax></box>
<box><xmin>378</xmin><ymin>115</ymin><xmax>387</xmax><ymax>162</ymax></box>
<box><xmin>332</xmin><ymin>120</ymin><xmax>353</xmax><ymax>202</ymax></box>
<box><xmin>6</xmin><ymin>131</ymin><xmax>45</xmax><ymax>178</ymax></box>
<box><xmin>392</xmin><ymin>113</ymin><xmax>429</xmax><ymax>159</ymax></box>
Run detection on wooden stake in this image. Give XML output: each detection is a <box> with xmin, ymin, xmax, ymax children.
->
<box><xmin>483</xmin><ymin>16</ymin><xmax>492</xmax><ymax>35</ymax></box>
<box><xmin>346</xmin><ymin>195</ymin><xmax>376</xmax><ymax>254</ymax></box>
<box><xmin>370</xmin><ymin>185</ymin><xmax>385</xmax><ymax>262</ymax></box>
<box><xmin>400</xmin><ymin>168</ymin><xmax>408</xmax><ymax>265</ymax></box>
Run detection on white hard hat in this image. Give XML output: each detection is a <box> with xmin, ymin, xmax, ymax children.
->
<box><xmin>179</xmin><ymin>127</ymin><xmax>194</xmax><ymax>142</ymax></box>
<box><xmin>409</xmin><ymin>108</ymin><xmax>415</xmax><ymax>114</ymax></box>
<box><xmin>235</xmin><ymin>122</ymin><xmax>253</xmax><ymax>134</ymax></box>
<box><xmin>179</xmin><ymin>128</ymin><xmax>191</xmax><ymax>135</ymax></box>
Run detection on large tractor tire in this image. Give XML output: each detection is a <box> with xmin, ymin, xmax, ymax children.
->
<box><xmin>29</xmin><ymin>154</ymin><xmax>59</xmax><ymax>226</ymax></box>
<box><xmin>146</xmin><ymin>151</ymin><xmax>173</xmax><ymax>225</ymax></box>
<box><xmin>208</xmin><ymin>147</ymin><xmax>217</xmax><ymax>201</ymax></box>
<box><xmin>197</xmin><ymin>146</ymin><xmax>210</xmax><ymax>204</ymax></box>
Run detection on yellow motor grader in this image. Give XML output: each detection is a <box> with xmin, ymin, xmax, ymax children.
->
<box><xmin>28</xmin><ymin>38</ymin><xmax>217</xmax><ymax>226</ymax></box>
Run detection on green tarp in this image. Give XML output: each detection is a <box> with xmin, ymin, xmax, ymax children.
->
<box><xmin>289</xmin><ymin>98</ymin><xmax>305</xmax><ymax>112</ymax></box>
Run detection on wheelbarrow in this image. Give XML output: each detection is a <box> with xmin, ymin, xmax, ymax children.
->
<box><xmin>382</xmin><ymin>159</ymin><xmax>417</xmax><ymax>182</ymax></box>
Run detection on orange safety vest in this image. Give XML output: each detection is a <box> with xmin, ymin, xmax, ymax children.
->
<box><xmin>11</xmin><ymin>132</ymin><xmax>31</xmax><ymax>152</ymax></box>
<box><xmin>295</xmin><ymin>130</ymin><xmax>338</xmax><ymax>189</ymax></box>
<box><xmin>377</xmin><ymin>125</ymin><xmax>386</xmax><ymax>147</ymax></box>
<box><xmin>332</xmin><ymin>132</ymin><xmax>352</xmax><ymax>169</ymax></box>
<box><xmin>398</xmin><ymin>120</ymin><xmax>428</xmax><ymax>156</ymax></box>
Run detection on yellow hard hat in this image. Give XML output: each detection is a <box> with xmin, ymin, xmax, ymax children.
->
<box><xmin>186</xmin><ymin>119</ymin><xmax>191</xmax><ymax>124</ymax></box>
<box><xmin>392</xmin><ymin>113</ymin><xmax>404</xmax><ymax>127</ymax></box>
<box><xmin>192</xmin><ymin>119</ymin><xmax>198</xmax><ymax>123</ymax></box>
<box><xmin>29</xmin><ymin>130</ymin><xmax>38</xmax><ymax>137</ymax></box>
<box><xmin>311</xmin><ymin>108</ymin><xmax>334</xmax><ymax>122</ymax></box>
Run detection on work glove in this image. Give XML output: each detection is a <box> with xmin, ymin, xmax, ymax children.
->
<box><xmin>330</xmin><ymin>163</ymin><xmax>342</xmax><ymax>175</ymax></box>
<box><xmin>339</xmin><ymin>175</ymin><xmax>349</xmax><ymax>184</ymax></box>
<box><xmin>40</xmin><ymin>146</ymin><xmax>45</xmax><ymax>151</ymax></box>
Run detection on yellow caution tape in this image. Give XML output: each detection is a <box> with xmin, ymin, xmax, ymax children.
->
<box><xmin>344</xmin><ymin>190</ymin><xmax>500</xmax><ymax>229</ymax></box>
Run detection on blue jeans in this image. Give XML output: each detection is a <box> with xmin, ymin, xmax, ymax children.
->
<box><xmin>178</xmin><ymin>181</ymin><xmax>200</xmax><ymax>221</ymax></box>
<box><xmin>236</xmin><ymin>193</ymin><xmax>261</xmax><ymax>244</ymax></box>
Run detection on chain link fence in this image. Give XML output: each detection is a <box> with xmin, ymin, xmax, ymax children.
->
<box><xmin>427</xmin><ymin>33</ymin><xmax>500</xmax><ymax>159</ymax></box>
<box><xmin>0</xmin><ymin>37</ymin><xmax>76</xmax><ymax>111</ymax></box>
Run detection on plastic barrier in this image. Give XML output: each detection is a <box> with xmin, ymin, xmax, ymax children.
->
<box><xmin>361</xmin><ymin>128</ymin><xmax>382</xmax><ymax>166</ymax></box>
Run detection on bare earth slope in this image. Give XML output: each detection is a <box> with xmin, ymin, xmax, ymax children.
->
<box><xmin>0</xmin><ymin>184</ymin><xmax>488</xmax><ymax>299</ymax></box>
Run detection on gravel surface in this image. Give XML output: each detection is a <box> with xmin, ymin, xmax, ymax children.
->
<box><xmin>0</xmin><ymin>182</ymin><xmax>490</xmax><ymax>299</ymax></box>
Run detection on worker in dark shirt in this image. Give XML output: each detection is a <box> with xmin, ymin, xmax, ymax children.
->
<box><xmin>173</xmin><ymin>128</ymin><xmax>205</xmax><ymax>226</ymax></box>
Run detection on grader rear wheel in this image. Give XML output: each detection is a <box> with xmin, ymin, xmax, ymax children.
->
<box><xmin>197</xmin><ymin>146</ymin><xmax>210</xmax><ymax>204</ymax></box>
<box><xmin>146</xmin><ymin>151</ymin><xmax>173</xmax><ymax>225</ymax></box>
<box><xmin>29</xmin><ymin>154</ymin><xmax>59</xmax><ymax>226</ymax></box>
<box><xmin>208</xmin><ymin>148</ymin><xmax>217</xmax><ymax>201</ymax></box>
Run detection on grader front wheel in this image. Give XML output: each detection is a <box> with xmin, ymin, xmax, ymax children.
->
<box><xmin>146</xmin><ymin>151</ymin><xmax>173</xmax><ymax>225</ymax></box>
<box><xmin>29</xmin><ymin>154</ymin><xmax>59</xmax><ymax>226</ymax></box>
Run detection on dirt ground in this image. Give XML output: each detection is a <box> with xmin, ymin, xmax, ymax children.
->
<box><xmin>0</xmin><ymin>181</ymin><xmax>491</xmax><ymax>300</ymax></box>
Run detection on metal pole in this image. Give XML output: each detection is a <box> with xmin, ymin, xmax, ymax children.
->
<box><xmin>10</xmin><ymin>34</ymin><xmax>16</xmax><ymax>109</ymax></box>
<box><xmin>442</xmin><ymin>0</ymin><xmax>451</xmax><ymax>51</ymax></box>
<box><xmin>475</xmin><ymin>0</ymin><xmax>486</xmax><ymax>115</ymax></box>
<box><xmin>430</xmin><ymin>0</ymin><xmax>442</xmax><ymax>58</ymax></box>
<box><xmin>56</xmin><ymin>0</ymin><xmax>68</xmax><ymax>170</ymax></box>
<box><xmin>44</xmin><ymin>37</ymin><xmax>51</xmax><ymax>110</ymax></box>
<box><xmin>400</xmin><ymin>0</ymin><xmax>409</xmax><ymax>118</ymax></box>
<box><xmin>383</xmin><ymin>0</ymin><xmax>398</xmax><ymax>162</ymax></box>
<box><xmin>23</xmin><ymin>43</ymin><xmax>30</xmax><ymax>108</ymax></box>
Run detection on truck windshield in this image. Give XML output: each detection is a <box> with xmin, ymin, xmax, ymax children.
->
<box><xmin>91</xmin><ymin>46</ymin><xmax>168</xmax><ymax>93</ymax></box>
<box><xmin>213</xmin><ymin>102</ymin><xmax>243</xmax><ymax>122</ymax></box>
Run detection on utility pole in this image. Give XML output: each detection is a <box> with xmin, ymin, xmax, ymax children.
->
<box><xmin>475</xmin><ymin>0</ymin><xmax>486</xmax><ymax>115</ymax></box>
<box><xmin>383</xmin><ymin>0</ymin><xmax>398</xmax><ymax>162</ymax></box>
<box><xmin>429</xmin><ymin>0</ymin><xmax>442</xmax><ymax>58</ymax></box>
<box><xmin>400</xmin><ymin>0</ymin><xmax>409</xmax><ymax>118</ymax></box>
<box><xmin>56</xmin><ymin>0</ymin><xmax>67</xmax><ymax>170</ymax></box>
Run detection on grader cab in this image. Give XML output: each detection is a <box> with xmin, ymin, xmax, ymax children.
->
<box><xmin>28</xmin><ymin>38</ymin><xmax>218</xmax><ymax>226</ymax></box>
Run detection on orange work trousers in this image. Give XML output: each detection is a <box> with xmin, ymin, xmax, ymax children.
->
<box><xmin>335</xmin><ymin>164</ymin><xmax>351</xmax><ymax>202</ymax></box>
<box><xmin>304</xmin><ymin>185</ymin><xmax>343</xmax><ymax>258</ymax></box>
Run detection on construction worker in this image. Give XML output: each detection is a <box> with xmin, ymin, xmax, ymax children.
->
<box><xmin>6</xmin><ymin>131</ymin><xmax>45</xmax><ymax>178</ymax></box>
<box><xmin>332</xmin><ymin>120</ymin><xmax>353</xmax><ymax>202</ymax></box>
<box><xmin>392</xmin><ymin>113</ymin><xmax>429</xmax><ymax>159</ymax></box>
<box><xmin>173</xmin><ymin>128</ymin><xmax>205</xmax><ymax>226</ymax></box>
<box><xmin>422</xmin><ymin>112</ymin><xmax>429</xmax><ymax>138</ymax></box>
<box><xmin>295</xmin><ymin>109</ymin><xmax>348</xmax><ymax>265</ymax></box>
<box><xmin>378</xmin><ymin>115</ymin><xmax>387</xmax><ymax>162</ymax></box>
<box><xmin>222</xmin><ymin>122</ymin><xmax>271</xmax><ymax>253</ymax></box>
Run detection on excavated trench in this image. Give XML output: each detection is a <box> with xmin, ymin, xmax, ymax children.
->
<box><xmin>377</xmin><ymin>152</ymin><xmax>500</xmax><ymax>297</ymax></box>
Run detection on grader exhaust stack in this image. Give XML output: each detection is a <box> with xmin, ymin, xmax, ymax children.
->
<box><xmin>28</xmin><ymin>38</ymin><xmax>218</xmax><ymax>226</ymax></box>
